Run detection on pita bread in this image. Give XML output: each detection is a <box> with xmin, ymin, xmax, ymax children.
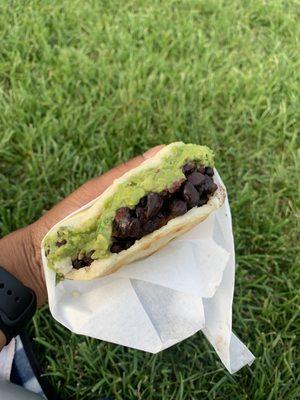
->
<box><xmin>42</xmin><ymin>142</ymin><xmax>226</xmax><ymax>280</ymax></box>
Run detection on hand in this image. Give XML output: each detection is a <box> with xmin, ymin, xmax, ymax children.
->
<box><xmin>0</xmin><ymin>146</ymin><xmax>163</xmax><ymax>349</ymax></box>
<box><xmin>0</xmin><ymin>146</ymin><xmax>163</xmax><ymax>310</ymax></box>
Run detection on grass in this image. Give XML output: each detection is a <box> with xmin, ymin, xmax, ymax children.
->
<box><xmin>0</xmin><ymin>0</ymin><xmax>299</xmax><ymax>398</ymax></box>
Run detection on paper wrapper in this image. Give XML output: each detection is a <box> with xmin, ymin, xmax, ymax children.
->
<box><xmin>42</xmin><ymin>171</ymin><xmax>254</xmax><ymax>373</ymax></box>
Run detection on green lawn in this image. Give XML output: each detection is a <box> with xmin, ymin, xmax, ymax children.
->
<box><xmin>0</xmin><ymin>0</ymin><xmax>299</xmax><ymax>398</ymax></box>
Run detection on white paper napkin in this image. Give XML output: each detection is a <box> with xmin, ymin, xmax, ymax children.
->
<box><xmin>42</xmin><ymin>171</ymin><xmax>255</xmax><ymax>373</ymax></box>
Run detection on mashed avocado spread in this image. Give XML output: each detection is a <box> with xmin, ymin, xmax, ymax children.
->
<box><xmin>44</xmin><ymin>143</ymin><xmax>214</xmax><ymax>270</ymax></box>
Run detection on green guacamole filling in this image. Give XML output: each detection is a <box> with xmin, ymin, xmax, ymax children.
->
<box><xmin>44</xmin><ymin>143</ymin><xmax>214</xmax><ymax>269</ymax></box>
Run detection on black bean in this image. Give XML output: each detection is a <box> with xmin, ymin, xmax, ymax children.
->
<box><xmin>182</xmin><ymin>162</ymin><xmax>196</xmax><ymax>176</ymax></box>
<box><xmin>110</xmin><ymin>242</ymin><xmax>124</xmax><ymax>253</ymax></box>
<box><xmin>124</xmin><ymin>238</ymin><xmax>136</xmax><ymax>249</ymax></box>
<box><xmin>152</xmin><ymin>213</ymin><xmax>168</xmax><ymax>230</ymax></box>
<box><xmin>146</xmin><ymin>192</ymin><xmax>163</xmax><ymax>219</ymax></box>
<box><xmin>182</xmin><ymin>181</ymin><xmax>199</xmax><ymax>208</ymax></box>
<box><xmin>56</xmin><ymin>239</ymin><xmax>67</xmax><ymax>247</ymax></box>
<box><xmin>205</xmin><ymin>166</ymin><xmax>214</xmax><ymax>177</ymax></box>
<box><xmin>136</xmin><ymin>206</ymin><xmax>147</xmax><ymax>224</ymax></box>
<box><xmin>124</xmin><ymin>218</ymin><xmax>141</xmax><ymax>238</ymax></box>
<box><xmin>160</xmin><ymin>190</ymin><xmax>170</xmax><ymax>212</ymax></box>
<box><xmin>72</xmin><ymin>250</ymin><xmax>95</xmax><ymax>269</ymax></box>
<box><xmin>142</xmin><ymin>220</ymin><xmax>156</xmax><ymax>235</ymax></box>
<box><xmin>210</xmin><ymin>182</ymin><xmax>218</xmax><ymax>194</ymax></box>
<box><xmin>115</xmin><ymin>213</ymin><xmax>140</xmax><ymax>238</ymax></box>
<box><xmin>169</xmin><ymin>199</ymin><xmax>187</xmax><ymax>217</ymax></box>
<box><xmin>196</xmin><ymin>184</ymin><xmax>204</xmax><ymax>197</ymax></box>
<box><xmin>161</xmin><ymin>189</ymin><xmax>169</xmax><ymax>197</ymax></box>
<box><xmin>72</xmin><ymin>259</ymin><xmax>85</xmax><ymax>269</ymax></box>
<box><xmin>187</xmin><ymin>171</ymin><xmax>205</xmax><ymax>187</ymax></box>
<box><xmin>198</xmin><ymin>195</ymin><xmax>209</xmax><ymax>206</ymax></box>
<box><xmin>112</xmin><ymin>222</ymin><xmax>122</xmax><ymax>237</ymax></box>
<box><xmin>114</xmin><ymin>207</ymin><xmax>131</xmax><ymax>224</ymax></box>
<box><xmin>197</xmin><ymin>165</ymin><xmax>206</xmax><ymax>175</ymax></box>
<box><xmin>138</xmin><ymin>196</ymin><xmax>147</xmax><ymax>208</ymax></box>
<box><xmin>203</xmin><ymin>175</ymin><xmax>217</xmax><ymax>194</ymax></box>
<box><xmin>168</xmin><ymin>179</ymin><xmax>185</xmax><ymax>194</ymax></box>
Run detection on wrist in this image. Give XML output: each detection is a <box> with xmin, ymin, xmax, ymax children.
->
<box><xmin>26</xmin><ymin>222</ymin><xmax>47</xmax><ymax>306</ymax></box>
<box><xmin>0</xmin><ymin>224</ymin><xmax>46</xmax><ymax>307</ymax></box>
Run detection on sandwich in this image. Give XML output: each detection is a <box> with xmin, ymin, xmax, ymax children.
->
<box><xmin>43</xmin><ymin>142</ymin><xmax>226</xmax><ymax>280</ymax></box>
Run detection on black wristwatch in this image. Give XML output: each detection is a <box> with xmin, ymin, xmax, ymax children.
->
<box><xmin>0</xmin><ymin>266</ymin><xmax>37</xmax><ymax>345</ymax></box>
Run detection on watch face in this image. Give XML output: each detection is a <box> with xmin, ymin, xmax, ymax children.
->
<box><xmin>1</xmin><ymin>283</ymin><xmax>33</xmax><ymax>321</ymax></box>
<box><xmin>0</xmin><ymin>267</ymin><xmax>36</xmax><ymax>341</ymax></box>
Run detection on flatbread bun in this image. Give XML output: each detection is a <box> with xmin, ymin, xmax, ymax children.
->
<box><xmin>43</xmin><ymin>142</ymin><xmax>226</xmax><ymax>280</ymax></box>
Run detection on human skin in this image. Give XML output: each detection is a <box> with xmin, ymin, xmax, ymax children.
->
<box><xmin>0</xmin><ymin>146</ymin><xmax>163</xmax><ymax>351</ymax></box>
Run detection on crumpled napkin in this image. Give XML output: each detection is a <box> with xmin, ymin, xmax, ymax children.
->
<box><xmin>43</xmin><ymin>171</ymin><xmax>255</xmax><ymax>373</ymax></box>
